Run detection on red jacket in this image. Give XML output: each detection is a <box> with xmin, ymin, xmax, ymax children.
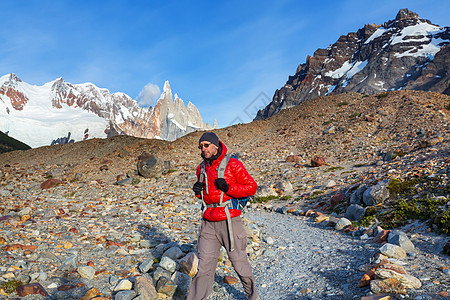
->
<box><xmin>196</xmin><ymin>141</ymin><xmax>257</xmax><ymax>221</ymax></box>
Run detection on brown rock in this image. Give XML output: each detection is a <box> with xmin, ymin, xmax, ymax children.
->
<box><xmin>179</xmin><ymin>252</ymin><xmax>199</xmax><ymax>278</ymax></box>
<box><xmin>223</xmin><ymin>276</ymin><xmax>239</xmax><ymax>284</ymax></box>
<box><xmin>99</xmin><ymin>165</ymin><xmax>109</xmax><ymax>171</ymax></box>
<box><xmin>438</xmin><ymin>291</ymin><xmax>449</xmax><ymax>297</ymax></box>
<box><xmin>330</xmin><ymin>193</ymin><xmax>346</xmax><ymax>206</ymax></box>
<box><xmin>41</xmin><ymin>178</ymin><xmax>64</xmax><ymax>189</ymax></box>
<box><xmin>134</xmin><ymin>276</ymin><xmax>158</xmax><ymax>300</ymax></box>
<box><xmin>373</xmin><ymin>230</ymin><xmax>390</xmax><ymax>243</ymax></box>
<box><xmin>370</xmin><ymin>278</ymin><xmax>406</xmax><ymax>295</ymax></box>
<box><xmin>0</xmin><ymin>237</ymin><xmax>6</xmax><ymax>244</ymax></box>
<box><xmin>315</xmin><ymin>213</ymin><xmax>329</xmax><ymax>223</ymax></box>
<box><xmin>80</xmin><ymin>287</ymin><xmax>101</xmax><ymax>300</ymax></box>
<box><xmin>57</xmin><ymin>284</ymin><xmax>77</xmax><ymax>291</ymax></box>
<box><xmin>358</xmin><ymin>269</ymin><xmax>375</xmax><ymax>288</ymax></box>
<box><xmin>16</xmin><ymin>283</ymin><xmax>49</xmax><ymax>297</ymax></box>
<box><xmin>311</xmin><ymin>156</ymin><xmax>326</xmax><ymax>167</ymax></box>
<box><xmin>286</xmin><ymin>155</ymin><xmax>301</xmax><ymax>163</ymax></box>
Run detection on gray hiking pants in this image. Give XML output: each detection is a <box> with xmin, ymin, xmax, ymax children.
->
<box><xmin>186</xmin><ymin>217</ymin><xmax>259</xmax><ymax>300</ymax></box>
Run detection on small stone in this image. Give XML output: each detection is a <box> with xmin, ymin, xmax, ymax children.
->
<box><xmin>139</xmin><ymin>258</ymin><xmax>154</xmax><ymax>274</ymax></box>
<box><xmin>156</xmin><ymin>277</ymin><xmax>177</xmax><ymax>298</ymax></box>
<box><xmin>63</xmin><ymin>241</ymin><xmax>73</xmax><ymax>249</ymax></box>
<box><xmin>16</xmin><ymin>283</ymin><xmax>49</xmax><ymax>297</ymax></box>
<box><xmin>114</xmin><ymin>279</ymin><xmax>133</xmax><ymax>291</ymax></box>
<box><xmin>40</xmin><ymin>178</ymin><xmax>64</xmax><ymax>189</ymax></box>
<box><xmin>370</xmin><ymin>278</ymin><xmax>406</xmax><ymax>295</ymax></box>
<box><xmin>163</xmin><ymin>246</ymin><xmax>184</xmax><ymax>261</ymax></box>
<box><xmin>114</xmin><ymin>290</ymin><xmax>137</xmax><ymax>300</ymax></box>
<box><xmin>171</xmin><ymin>271</ymin><xmax>192</xmax><ymax>297</ymax></box>
<box><xmin>159</xmin><ymin>256</ymin><xmax>176</xmax><ymax>273</ymax></box>
<box><xmin>78</xmin><ymin>266</ymin><xmax>95</xmax><ymax>280</ymax></box>
<box><xmin>379</xmin><ymin>243</ymin><xmax>407</xmax><ymax>259</ymax></box>
<box><xmin>335</xmin><ymin>217</ymin><xmax>352</xmax><ymax>231</ymax></box>
<box><xmin>223</xmin><ymin>276</ymin><xmax>239</xmax><ymax>284</ymax></box>
<box><xmin>79</xmin><ymin>287</ymin><xmax>101</xmax><ymax>300</ymax></box>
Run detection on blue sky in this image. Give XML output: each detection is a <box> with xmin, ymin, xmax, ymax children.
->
<box><xmin>1</xmin><ymin>0</ymin><xmax>449</xmax><ymax>127</ymax></box>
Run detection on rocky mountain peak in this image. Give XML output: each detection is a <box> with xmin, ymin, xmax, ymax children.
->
<box><xmin>255</xmin><ymin>9</ymin><xmax>449</xmax><ymax>120</ymax></box>
<box><xmin>395</xmin><ymin>8</ymin><xmax>419</xmax><ymax>20</ymax></box>
<box><xmin>0</xmin><ymin>76</ymin><xmax>213</xmax><ymax>147</ymax></box>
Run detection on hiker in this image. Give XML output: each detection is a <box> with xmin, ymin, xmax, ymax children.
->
<box><xmin>186</xmin><ymin>132</ymin><xmax>259</xmax><ymax>300</ymax></box>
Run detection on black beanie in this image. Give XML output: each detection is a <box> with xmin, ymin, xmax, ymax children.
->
<box><xmin>199</xmin><ymin>132</ymin><xmax>219</xmax><ymax>147</ymax></box>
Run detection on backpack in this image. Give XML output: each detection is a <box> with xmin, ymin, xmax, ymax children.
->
<box><xmin>199</xmin><ymin>154</ymin><xmax>249</xmax><ymax>212</ymax></box>
<box><xmin>198</xmin><ymin>153</ymin><xmax>249</xmax><ymax>252</ymax></box>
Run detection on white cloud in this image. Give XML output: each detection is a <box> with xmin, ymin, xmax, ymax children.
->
<box><xmin>136</xmin><ymin>83</ymin><xmax>161</xmax><ymax>107</ymax></box>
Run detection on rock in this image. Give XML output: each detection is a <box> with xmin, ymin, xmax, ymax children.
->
<box><xmin>114</xmin><ymin>279</ymin><xmax>133</xmax><ymax>291</ymax></box>
<box><xmin>156</xmin><ymin>277</ymin><xmax>177</xmax><ymax>298</ymax></box>
<box><xmin>335</xmin><ymin>218</ymin><xmax>352</xmax><ymax>231</ymax></box>
<box><xmin>370</xmin><ymin>278</ymin><xmax>406</xmax><ymax>294</ymax></box>
<box><xmin>18</xmin><ymin>207</ymin><xmax>32</xmax><ymax>217</ymax></box>
<box><xmin>134</xmin><ymin>276</ymin><xmax>158</xmax><ymax>300</ymax></box>
<box><xmin>315</xmin><ymin>213</ymin><xmax>329</xmax><ymax>223</ymax></box>
<box><xmin>357</xmin><ymin>269</ymin><xmax>375</xmax><ymax>287</ymax></box>
<box><xmin>361</xmin><ymin>295</ymin><xmax>391</xmax><ymax>300</ymax></box>
<box><xmin>362</xmin><ymin>181</ymin><xmax>389</xmax><ymax>206</ymax></box>
<box><xmin>163</xmin><ymin>246</ymin><xmax>184</xmax><ymax>261</ymax></box>
<box><xmin>311</xmin><ymin>156</ymin><xmax>326</xmax><ymax>167</ymax></box>
<box><xmin>373</xmin><ymin>229</ymin><xmax>390</xmax><ymax>244</ymax></box>
<box><xmin>388</xmin><ymin>230</ymin><xmax>415</xmax><ymax>254</ymax></box>
<box><xmin>274</xmin><ymin>180</ymin><xmax>293</xmax><ymax>194</ymax></box>
<box><xmin>115</xmin><ymin>290</ymin><xmax>137</xmax><ymax>300</ymax></box>
<box><xmin>159</xmin><ymin>256</ymin><xmax>177</xmax><ymax>273</ymax></box>
<box><xmin>171</xmin><ymin>271</ymin><xmax>192</xmax><ymax>297</ymax></box>
<box><xmin>223</xmin><ymin>276</ymin><xmax>239</xmax><ymax>284</ymax></box>
<box><xmin>80</xmin><ymin>287</ymin><xmax>101</xmax><ymax>300</ymax></box>
<box><xmin>285</xmin><ymin>155</ymin><xmax>302</xmax><ymax>163</ymax></box>
<box><xmin>330</xmin><ymin>193</ymin><xmax>345</xmax><ymax>206</ymax></box>
<box><xmin>254</xmin><ymin>185</ymin><xmax>278</xmax><ymax>197</ymax></box>
<box><xmin>323</xmin><ymin>125</ymin><xmax>336</xmax><ymax>134</ymax></box>
<box><xmin>379</xmin><ymin>243</ymin><xmax>407</xmax><ymax>259</ymax></box>
<box><xmin>349</xmin><ymin>184</ymin><xmax>367</xmax><ymax>205</ymax></box>
<box><xmin>137</xmin><ymin>153</ymin><xmax>165</xmax><ymax>178</ymax></box>
<box><xmin>179</xmin><ymin>252</ymin><xmax>198</xmax><ymax>278</ymax></box>
<box><xmin>59</xmin><ymin>254</ymin><xmax>78</xmax><ymax>271</ymax></box>
<box><xmin>77</xmin><ymin>265</ymin><xmax>95</xmax><ymax>280</ymax></box>
<box><xmin>139</xmin><ymin>258</ymin><xmax>154</xmax><ymax>274</ymax></box>
<box><xmin>345</xmin><ymin>204</ymin><xmax>366</xmax><ymax>221</ymax></box>
<box><xmin>374</xmin><ymin>269</ymin><xmax>421</xmax><ymax>289</ymax></box>
<box><xmin>153</xmin><ymin>268</ymin><xmax>172</xmax><ymax>286</ymax></box>
<box><xmin>41</xmin><ymin>178</ymin><xmax>64</xmax><ymax>189</ymax></box>
<box><xmin>16</xmin><ymin>283</ymin><xmax>49</xmax><ymax>297</ymax></box>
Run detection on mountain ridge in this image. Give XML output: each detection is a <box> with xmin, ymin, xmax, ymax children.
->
<box><xmin>255</xmin><ymin>8</ymin><xmax>450</xmax><ymax>120</ymax></box>
<box><xmin>0</xmin><ymin>73</ymin><xmax>216</xmax><ymax>148</ymax></box>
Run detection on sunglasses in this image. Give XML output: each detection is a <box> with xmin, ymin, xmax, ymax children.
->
<box><xmin>198</xmin><ymin>143</ymin><xmax>212</xmax><ymax>149</ymax></box>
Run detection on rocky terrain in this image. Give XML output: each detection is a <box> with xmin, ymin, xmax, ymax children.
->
<box><xmin>0</xmin><ymin>90</ymin><xmax>449</xmax><ymax>299</ymax></box>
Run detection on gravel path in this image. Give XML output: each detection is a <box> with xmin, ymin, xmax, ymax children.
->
<box><xmin>209</xmin><ymin>208</ymin><xmax>449</xmax><ymax>300</ymax></box>
<box><xmin>210</xmin><ymin>209</ymin><xmax>375</xmax><ymax>300</ymax></box>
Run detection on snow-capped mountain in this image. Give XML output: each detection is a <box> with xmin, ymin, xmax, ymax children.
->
<box><xmin>255</xmin><ymin>9</ymin><xmax>450</xmax><ymax>120</ymax></box>
<box><xmin>0</xmin><ymin>74</ymin><xmax>216</xmax><ymax>148</ymax></box>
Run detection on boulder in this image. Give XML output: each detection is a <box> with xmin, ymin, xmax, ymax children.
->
<box><xmin>349</xmin><ymin>184</ymin><xmax>367</xmax><ymax>205</ymax></box>
<box><xmin>345</xmin><ymin>204</ymin><xmax>366</xmax><ymax>221</ymax></box>
<box><xmin>388</xmin><ymin>230</ymin><xmax>415</xmax><ymax>254</ymax></box>
<box><xmin>179</xmin><ymin>252</ymin><xmax>199</xmax><ymax>278</ymax></box>
<box><xmin>137</xmin><ymin>152</ymin><xmax>168</xmax><ymax>178</ymax></box>
<box><xmin>363</xmin><ymin>181</ymin><xmax>389</xmax><ymax>206</ymax></box>
<box><xmin>134</xmin><ymin>276</ymin><xmax>158</xmax><ymax>300</ymax></box>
